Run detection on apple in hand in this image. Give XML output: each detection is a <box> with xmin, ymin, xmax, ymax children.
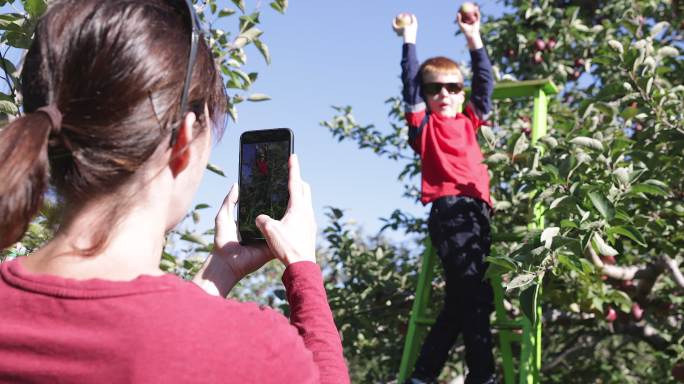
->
<box><xmin>392</xmin><ymin>13</ymin><xmax>414</xmax><ymax>35</ymax></box>
<box><xmin>393</xmin><ymin>14</ymin><xmax>413</xmax><ymax>29</ymax></box>
<box><xmin>459</xmin><ymin>2</ymin><xmax>478</xmax><ymax>24</ymax></box>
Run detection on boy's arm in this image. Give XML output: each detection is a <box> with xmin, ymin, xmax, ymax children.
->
<box><xmin>458</xmin><ymin>7</ymin><xmax>494</xmax><ymax>120</ymax></box>
<box><xmin>395</xmin><ymin>13</ymin><xmax>425</xmax><ymax>152</ymax></box>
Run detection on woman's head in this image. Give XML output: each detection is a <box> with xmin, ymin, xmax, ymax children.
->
<box><xmin>0</xmin><ymin>0</ymin><xmax>226</xmax><ymax>249</ymax></box>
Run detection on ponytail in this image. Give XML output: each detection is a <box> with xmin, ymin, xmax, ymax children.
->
<box><xmin>0</xmin><ymin>111</ymin><xmax>55</xmax><ymax>249</ymax></box>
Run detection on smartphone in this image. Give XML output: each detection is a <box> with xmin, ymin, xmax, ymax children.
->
<box><xmin>238</xmin><ymin>128</ymin><xmax>294</xmax><ymax>244</ymax></box>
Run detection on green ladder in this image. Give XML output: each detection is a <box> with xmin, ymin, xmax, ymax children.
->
<box><xmin>397</xmin><ymin>79</ymin><xmax>558</xmax><ymax>384</ymax></box>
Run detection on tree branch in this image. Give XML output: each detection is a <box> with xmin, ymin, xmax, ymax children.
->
<box><xmin>664</xmin><ymin>256</ymin><xmax>684</xmax><ymax>289</ymax></box>
<box><xmin>613</xmin><ymin>321</ymin><xmax>672</xmax><ymax>352</ymax></box>
<box><xmin>585</xmin><ymin>247</ymin><xmax>683</xmax><ymax>293</ymax></box>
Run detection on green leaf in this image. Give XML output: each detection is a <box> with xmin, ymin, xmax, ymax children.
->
<box><xmin>206</xmin><ymin>162</ymin><xmax>226</xmax><ymax>176</ymax></box>
<box><xmin>570</xmin><ymin>136</ymin><xmax>603</xmax><ymax>151</ymax></box>
<box><xmin>593</xmin><ymin>233</ymin><xmax>618</xmax><ymax>257</ymax></box>
<box><xmin>254</xmin><ymin>39</ymin><xmax>271</xmax><ymax>65</ymax></box>
<box><xmin>231</xmin><ymin>0</ymin><xmax>245</xmax><ymax>13</ymax></box>
<box><xmin>610</xmin><ymin>290</ymin><xmax>632</xmax><ymax>312</ymax></box>
<box><xmin>512</xmin><ymin>134</ymin><xmax>528</xmax><ymax>158</ymax></box>
<box><xmin>219</xmin><ymin>8</ymin><xmax>236</xmax><ymax>17</ymax></box>
<box><xmin>607</xmin><ymin>225</ymin><xmax>646</xmax><ymax>247</ymax></box>
<box><xmin>181</xmin><ymin>232</ymin><xmax>207</xmax><ymax>246</ymax></box>
<box><xmin>506</xmin><ymin>272</ymin><xmax>536</xmax><ymax>291</ymax></box>
<box><xmin>247</xmin><ymin>93</ymin><xmax>271</xmax><ymax>102</ymax></box>
<box><xmin>194</xmin><ymin>204</ymin><xmax>210</xmax><ymax>210</ymax></box>
<box><xmin>0</xmin><ymin>100</ymin><xmax>18</xmax><ymax>115</ymax></box>
<box><xmin>480</xmin><ymin>124</ymin><xmax>495</xmax><ymax>145</ymax></box>
<box><xmin>24</xmin><ymin>0</ymin><xmax>47</xmax><ymax>18</ymax></box>
<box><xmin>540</xmin><ymin>227</ymin><xmax>559</xmax><ymax>249</ymax></box>
<box><xmin>630</xmin><ymin>183</ymin><xmax>667</xmax><ymax>196</ymax></box>
<box><xmin>485</xmin><ymin>153</ymin><xmax>509</xmax><ymax>164</ymax></box>
<box><xmin>560</xmin><ymin>219</ymin><xmax>578</xmax><ymax>229</ymax></box>
<box><xmin>485</xmin><ymin>256</ymin><xmax>518</xmax><ymax>272</ymax></box>
<box><xmin>588</xmin><ymin>191</ymin><xmax>615</xmax><ymax>220</ymax></box>
<box><xmin>269</xmin><ymin>0</ymin><xmax>287</xmax><ymax>14</ymax></box>
<box><xmin>649</xmin><ymin>21</ymin><xmax>669</xmax><ymax>37</ymax></box>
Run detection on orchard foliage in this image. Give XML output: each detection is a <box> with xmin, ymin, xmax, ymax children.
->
<box><xmin>322</xmin><ymin>0</ymin><xmax>684</xmax><ymax>382</ymax></box>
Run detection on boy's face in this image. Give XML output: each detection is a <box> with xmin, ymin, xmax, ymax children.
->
<box><xmin>422</xmin><ymin>71</ymin><xmax>465</xmax><ymax>118</ymax></box>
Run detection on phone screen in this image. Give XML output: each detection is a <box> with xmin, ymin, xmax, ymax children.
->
<box><xmin>238</xmin><ymin>129</ymin><xmax>293</xmax><ymax>243</ymax></box>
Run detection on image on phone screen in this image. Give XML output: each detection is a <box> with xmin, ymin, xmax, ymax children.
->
<box><xmin>238</xmin><ymin>131</ymin><xmax>292</xmax><ymax>243</ymax></box>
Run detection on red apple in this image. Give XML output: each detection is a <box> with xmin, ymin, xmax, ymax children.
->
<box><xmin>504</xmin><ymin>48</ymin><xmax>516</xmax><ymax>58</ymax></box>
<box><xmin>459</xmin><ymin>2</ymin><xmax>478</xmax><ymax>25</ymax></box>
<box><xmin>534</xmin><ymin>38</ymin><xmax>546</xmax><ymax>51</ymax></box>
<box><xmin>574</xmin><ymin>58</ymin><xmax>585</xmax><ymax>68</ymax></box>
<box><xmin>631</xmin><ymin>303</ymin><xmax>644</xmax><ymax>321</ymax></box>
<box><xmin>605</xmin><ymin>307</ymin><xmax>617</xmax><ymax>322</ymax></box>
<box><xmin>533</xmin><ymin>51</ymin><xmax>543</xmax><ymax>64</ymax></box>
<box><xmin>546</xmin><ymin>38</ymin><xmax>557</xmax><ymax>50</ymax></box>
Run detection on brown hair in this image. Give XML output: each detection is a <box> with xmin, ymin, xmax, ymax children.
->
<box><xmin>0</xmin><ymin>0</ymin><xmax>227</xmax><ymax>250</ymax></box>
<box><xmin>419</xmin><ymin>56</ymin><xmax>462</xmax><ymax>82</ymax></box>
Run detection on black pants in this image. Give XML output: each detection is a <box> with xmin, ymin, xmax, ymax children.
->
<box><xmin>411</xmin><ymin>196</ymin><xmax>495</xmax><ymax>384</ymax></box>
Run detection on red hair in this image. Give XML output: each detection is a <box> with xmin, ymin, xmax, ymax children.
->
<box><xmin>419</xmin><ymin>56</ymin><xmax>462</xmax><ymax>82</ymax></box>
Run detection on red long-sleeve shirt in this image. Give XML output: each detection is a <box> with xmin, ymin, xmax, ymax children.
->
<box><xmin>0</xmin><ymin>259</ymin><xmax>349</xmax><ymax>383</ymax></box>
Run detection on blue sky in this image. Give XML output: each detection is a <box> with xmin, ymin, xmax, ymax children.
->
<box><xmin>196</xmin><ymin>0</ymin><xmax>507</xmax><ymax>243</ymax></box>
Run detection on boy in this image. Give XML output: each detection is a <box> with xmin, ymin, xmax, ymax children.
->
<box><xmin>394</xmin><ymin>6</ymin><xmax>496</xmax><ymax>384</ymax></box>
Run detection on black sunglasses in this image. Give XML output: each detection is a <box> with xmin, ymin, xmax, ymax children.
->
<box><xmin>422</xmin><ymin>82</ymin><xmax>464</xmax><ymax>95</ymax></box>
<box><xmin>170</xmin><ymin>0</ymin><xmax>204</xmax><ymax>146</ymax></box>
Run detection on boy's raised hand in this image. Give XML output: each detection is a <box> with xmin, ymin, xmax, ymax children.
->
<box><xmin>393</xmin><ymin>12</ymin><xmax>417</xmax><ymax>44</ymax></box>
<box><xmin>457</xmin><ymin>3</ymin><xmax>483</xmax><ymax>50</ymax></box>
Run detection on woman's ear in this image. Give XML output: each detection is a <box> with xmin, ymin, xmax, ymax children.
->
<box><xmin>169</xmin><ymin>112</ymin><xmax>197</xmax><ymax>177</ymax></box>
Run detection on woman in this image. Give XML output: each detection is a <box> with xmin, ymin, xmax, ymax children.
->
<box><xmin>0</xmin><ymin>1</ymin><xmax>349</xmax><ymax>383</ymax></box>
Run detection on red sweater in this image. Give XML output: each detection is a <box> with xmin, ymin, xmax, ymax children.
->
<box><xmin>0</xmin><ymin>259</ymin><xmax>349</xmax><ymax>383</ymax></box>
<box><xmin>407</xmin><ymin>106</ymin><xmax>492</xmax><ymax>206</ymax></box>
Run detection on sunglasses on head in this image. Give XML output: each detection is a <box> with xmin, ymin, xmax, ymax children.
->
<box><xmin>170</xmin><ymin>0</ymin><xmax>204</xmax><ymax>146</ymax></box>
<box><xmin>422</xmin><ymin>82</ymin><xmax>464</xmax><ymax>95</ymax></box>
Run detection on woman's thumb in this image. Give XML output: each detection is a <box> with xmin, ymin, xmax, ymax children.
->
<box><xmin>255</xmin><ymin>214</ymin><xmax>276</xmax><ymax>240</ymax></box>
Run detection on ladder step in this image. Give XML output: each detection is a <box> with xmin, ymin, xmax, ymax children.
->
<box><xmin>415</xmin><ymin>317</ymin><xmax>435</xmax><ymax>326</ymax></box>
<box><xmin>492</xmin><ymin>320</ymin><xmax>524</xmax><ymax>330</ymax></box>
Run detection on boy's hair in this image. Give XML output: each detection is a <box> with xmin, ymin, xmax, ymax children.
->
<box><xmin>419</xmin><ymin>56</ymin><xmax>463</xmax><ymax>82</ymax></box>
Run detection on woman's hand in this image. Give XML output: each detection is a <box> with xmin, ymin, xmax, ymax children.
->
<box><xmin>192</xmin><ymin>183</ymin><xmax>273</xmax><ymax>297</ymax></box>
<box><xmin>193</xmin><ymin>154</ymin><xmax>316</xmax><ymax>297</ymax></box>
<box><xmin>255</xmin><ymin>154</ymin><xmax>317</xmax><ymax>266</ymax></box>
